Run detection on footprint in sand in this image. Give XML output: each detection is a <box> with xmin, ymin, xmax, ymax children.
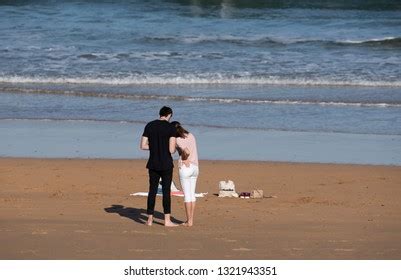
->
<box><xmin>334</xmin><ymin>248</ymin><xmax>354</xmax><ymax>252</ymax></box>
<box><xmin>232</xmin><ymin>248</ymin><xmax>252</xmax><ymax>252</ymax></box>
<box><xmin>130</xmin><ymin>230</ymin><xmax>166</xmax><ymax>236</ymax></box>
<box><xmin>178</xmin><ymin>248</ymin><xmax>200</xmax><ymax>251</ymax></box>
<box><xmin>31</xmin><ymin>230</ymin><xmax>48</xmax><ymax>235</ymax></box>
<box><xmin>74</xmin><ymin>230</ymin><xmax>90</xmax><ymax>234</ymax></box>
<box><xmin>215</xmin><ymin>237</ymin><xmax>237</xmax><ymax>243</ymax></box>
<box><xmin>297</xmin><ymin>196</ymin><xmax>314</xmax><ymax>204</ymax></box>
<box><xmin>77</xmin><ymin>249</ymin><xmax>96</xmax><ymax>253</ymax></box>
<box><xmin>291</xmin><ymin>248</ymin><xmax>304</xmax><ymax>251</ymax></box>
<box><xmin>128</xmin><ymin>249</ymin><xmax>161</xmax><ymax>252</ymax></box>
<box><xmin>21</xmin><ymin>249</ymin><xmax>38</xmax><ymax>255</ymax></box>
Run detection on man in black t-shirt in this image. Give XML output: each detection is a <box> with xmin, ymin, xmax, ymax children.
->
<box><xmin>140</xmin><ymin>106</ymin><xmax>178</xmax><ymax>227</ymax></box>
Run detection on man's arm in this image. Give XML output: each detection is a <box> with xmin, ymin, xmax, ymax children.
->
<box><xmin>140</xmin><ymin>136</ymin><xmax>149</xmax><ymax>150</ymax></box>
<box><xmin>169</xmin><ymin>137</ymin><xmax>176</xmax><ymax>154</ymax></box>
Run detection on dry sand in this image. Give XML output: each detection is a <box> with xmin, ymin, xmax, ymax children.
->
<box><xmin>0</xmin><ymin>158</ymin><xmax>400</xmax><ymax>259</ymax></box>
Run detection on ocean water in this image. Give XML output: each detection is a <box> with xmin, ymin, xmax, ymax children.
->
<box><xmin>1</xmin><ymin>0</ymin><xmax>401</xmax><ymax>136</ymax></box>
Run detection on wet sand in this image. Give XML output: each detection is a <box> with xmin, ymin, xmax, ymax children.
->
<box><xmin>1</xmin><ymin>158</ymin><xmax>400</xmax><ymax>259</ymax></box>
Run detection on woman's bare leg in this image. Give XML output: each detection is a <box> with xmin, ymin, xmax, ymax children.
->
<box><xmin>188</xmin><ymin>201</ymin><xmax>195</xmax><ymax>226</ymax></box>
<box><xmin>183</xmin><ymin>202</ymin><xmax>192</xmax><ymax>226</ymax></box>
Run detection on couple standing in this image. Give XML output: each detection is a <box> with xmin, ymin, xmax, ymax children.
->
<box><xmin>140</xmin><ymin>106</ymin><xmax>199</xmax><ymax>227</ymax></box>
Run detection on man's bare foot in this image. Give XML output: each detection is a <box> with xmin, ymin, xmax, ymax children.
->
<box><xmin>164</xmin><ymin>214</ymin><xmax>178</xmax><ymax>227</ymax></box>
<box><xmin>182</xmin><ymin>221</ymin><xmax>193</xmax><ymax>227</ymax></box>
<box><xmin>146</xmin><ymin>216</ymin><xmax>153</xmax><ymax>226</ymax></box>
<box><xmin>164</xmin><ymin>221</ymin><xmax>179</xmax><ymax>227</ymax></box>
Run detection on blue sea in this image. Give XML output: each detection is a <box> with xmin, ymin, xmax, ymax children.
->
<box><xmin>1</xmin><ymin>0</ymin><xmax>401</xmax><ymax>163</ymax></box>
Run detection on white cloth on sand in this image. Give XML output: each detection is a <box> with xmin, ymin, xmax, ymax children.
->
<box><xmin>130</xmin><ymin>192</ymin><xmax>207</xmax><ymax>197</ymax></box>
<box><xmin>130</xmin><ymin>180</ymin><xmax>207</xmax><ymax>197</ymax></box>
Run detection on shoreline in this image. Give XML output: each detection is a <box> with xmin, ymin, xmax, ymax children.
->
<box><xmin>1</xmin><ymin>119</ymin><xmax>401</xmax><ymax>166</ymax></box>
<box><xmin>1</xmin><ymin>156</ymin><xmax>400</xmax><ymax>168</ymax></box>
<box><xmin>1</xmin><ymin>157</ymin><xmax>400</xmax><ymax>259</ymax></box>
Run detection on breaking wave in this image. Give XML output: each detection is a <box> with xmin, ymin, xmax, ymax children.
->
<box><xmin>2</xmin><ymin>87</ymin><xmax>400</xmax><ymax>108</ymax></box>
<box><xmin>1</xmin><ymin>75</ymin><xmax>400</xmax><ymax>87</ymax></box>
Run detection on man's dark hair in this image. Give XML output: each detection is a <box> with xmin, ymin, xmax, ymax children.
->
<box><xmin>159</xmin><ymin>106</ymin><xmax>173</xmax><ymax>117</ymax></box>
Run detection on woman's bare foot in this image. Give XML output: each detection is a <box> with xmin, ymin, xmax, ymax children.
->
<box><xmin>182</xmin><ymin>221</ymin><xmax>193</xmax><ymax>227</ymax></box>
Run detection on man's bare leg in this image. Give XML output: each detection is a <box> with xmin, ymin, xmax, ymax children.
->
<box><xmin>146</xmin><ymin>214</ymin><xmax>153</xmax><ymax>226</ymax></box>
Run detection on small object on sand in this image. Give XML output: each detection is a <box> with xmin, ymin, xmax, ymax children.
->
<box><xmin>239</xmin><ymin>192</ymin><xmax>251</xmax><ymax>199</ymax></box>
<box><xmin>219</xmin><ymin>180</ymin><xmax>235</xmax><ymax>191</ymax></box>
<box><xmin>218</xmin><ymin>180</ymin><xmax>239</xmax><ymax>198</ymax></box>
<box><xmin>251</xmin><ymin>189</ymin><xmax>264</xmax><ymax>199</ymax></box>
<box><xmin>218</xmin><ymin>190</ymin><xmax>239</xmax><ymax>198</ymax></box>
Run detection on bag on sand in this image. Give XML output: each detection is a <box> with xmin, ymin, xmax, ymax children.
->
<box><xmin>219</xmin><ymin>180</ymin><xmax>235</xmax><ymax>191</ymax></box>
<box><xmin>251</xmin><ymin>189</ymin><xmax>264</xmax><ymax>199</ymax></box>
<box><xmin>218</xmin><ymin>180</ymin><xmax>239</xmax><ymax>198</ymax></box>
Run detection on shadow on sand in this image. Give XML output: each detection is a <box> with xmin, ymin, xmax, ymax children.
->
<box><xmin>104</xmin><ymin>205</ymin><xmax>183</xmax><ymax>226</ymax></box>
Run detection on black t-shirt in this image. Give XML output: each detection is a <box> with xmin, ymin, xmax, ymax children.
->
<box><xmin>142</xmin><ymin>119</ymin><xmax>176</xmax><ymax>171</ymax></box>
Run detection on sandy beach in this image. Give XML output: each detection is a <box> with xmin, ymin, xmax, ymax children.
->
<box><xmin>1</xmin><ymin>158</ymin><xmax>400</xmax><ymax>260</ymax></box>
